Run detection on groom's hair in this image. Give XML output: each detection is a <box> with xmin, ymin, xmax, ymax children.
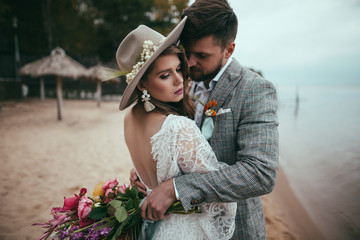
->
<box><xmin>180</xmin><ymin>0</ymin><xmax>238</xmax><ymax>50</ymax></box>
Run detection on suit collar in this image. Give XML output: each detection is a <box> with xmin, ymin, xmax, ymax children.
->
<box><xmin>199</xmin><ymin>59</ymin><xmax>243</xmax><ymax>127</ymax></box>
<box><xmin>208</xmin><ymin>58</ymin><xmax>243</xmax><ymax>112</ymax></box>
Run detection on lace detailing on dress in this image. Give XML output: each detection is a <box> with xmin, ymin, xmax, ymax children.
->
<box><xmin>150</xmin><ymin>115</ymin><xmax>236</xmax><ymax>240</ymax></box>
<box><xmin>151</xmin><ymin>115</ymin><xmax>218</xmax><ymax>184</ymax></box>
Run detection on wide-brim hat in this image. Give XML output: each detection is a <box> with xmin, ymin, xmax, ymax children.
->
<box><xmin>117</xmin><ymin>17</ymin><xmax>187</xmax><ymax>110</ymax></box>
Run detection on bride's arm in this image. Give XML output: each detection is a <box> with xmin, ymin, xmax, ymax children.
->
<box><xmin>140</xmin><ymin>117</ymin><xmax>221</xmax><ymax>221</ymax></box>
<box><xmin>175</xmin><ymin>119</ymin><xmax>221</xmax><ymax>174</ymax></box>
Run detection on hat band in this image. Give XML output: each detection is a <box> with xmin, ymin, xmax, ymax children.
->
<box><xmin>126</xmin><ymin>38</ymin><xmax>165</xmax><ymax>84</ymax></box>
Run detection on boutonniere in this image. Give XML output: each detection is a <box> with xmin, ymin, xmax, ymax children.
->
<box><xmin>199</xmin><ymin>100</ymin><xmax>232</xmax><ymax>140</ymax></box>
<box><xmin>204</xmin><ymin>100</ymin><xmax>217</xmax><ymax>117</ymax></box>
<box><xmin>193</xmin><ymin>97</ymin><xmax>232</xmax><ymax>140</ymax></box>
<box><xmin>196</xmin><ymin>99</ymin><xmax>217</xmax><ymax>140</ymax></box>
<box><xmin>192</xmin><ymin>97</ymin><xmax>220</xmax><ymax>140</ymax></box>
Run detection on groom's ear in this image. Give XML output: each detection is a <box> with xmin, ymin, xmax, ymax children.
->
<box><xmin>224</xmin><ymin>42</ymin><xmax>235</xmax><ymax>59</ymax></box>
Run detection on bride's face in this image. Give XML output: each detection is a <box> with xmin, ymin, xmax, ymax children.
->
<box><xmin>141</xmin><ymin>54</ymin><xmax>184</xmax><ymax>103</ymax></box>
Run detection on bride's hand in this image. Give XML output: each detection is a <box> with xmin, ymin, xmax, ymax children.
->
<box><xmin>140</xmin><ymin>178</ymin><xmax>176</xmax><ymax>221</ymax></box>
<box><xmin>129</xmin><ymin>168</ymin><xmax>148</xmax><ymax>196</ymax></box>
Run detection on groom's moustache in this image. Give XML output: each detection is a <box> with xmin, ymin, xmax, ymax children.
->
<box><xmin>190</xmin><ymin>66</ymin><xmax>201</xmax><ymax>72</ymax></box>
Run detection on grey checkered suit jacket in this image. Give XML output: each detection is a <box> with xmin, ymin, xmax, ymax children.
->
<box><xmin>174</xmin><ymin>59</ymin><xmax>279</xmax><ymax>239</ymax></box>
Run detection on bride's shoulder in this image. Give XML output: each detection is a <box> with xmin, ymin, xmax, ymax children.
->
<box><xmin>163</xmin><ymin>114</ymin><xmax>198</xmax><ymax>131</ymax></box>
<box><xmin>151</xmin><ymin>115</ymin><xmax>201</xmax><ymax>146</ymax></box>
<box><xmin>166</xmin><ymin>114</ymin><xmax>195</xmax><ymax>125</ymax></box>
<box><xmin>125</xmin><ymin>105</ymin><xmax>166</xmax><ymax>123</ymax></box>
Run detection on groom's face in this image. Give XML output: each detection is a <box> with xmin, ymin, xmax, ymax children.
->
<box><xmin>184</xmin><ymin>35</ymin><xmax>227</xmax><ymax>84</ymax></box>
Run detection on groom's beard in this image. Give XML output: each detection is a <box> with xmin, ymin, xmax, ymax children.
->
<box><xmin>190</xmin><ymin>63</ymin><xmax>222</xmax><ymax>84</ymax></box>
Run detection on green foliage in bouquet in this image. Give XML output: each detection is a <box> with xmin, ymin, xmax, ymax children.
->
<box><xmin>89</xmin><ymin>186</ymin><xmax>143</xmax><ymax>240</ymax></box>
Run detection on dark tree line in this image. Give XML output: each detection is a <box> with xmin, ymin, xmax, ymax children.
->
<box><xmin>0</xmin><ymin>0</ymin><xmax>189</xmax><ymax>62</ymax></box>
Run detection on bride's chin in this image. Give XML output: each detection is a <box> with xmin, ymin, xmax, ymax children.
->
<box><xmin>176</xmin><ymin>96</ymin><xmax>184</xmax><ymax>102</ymax></box>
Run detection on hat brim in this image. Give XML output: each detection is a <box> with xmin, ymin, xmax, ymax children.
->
<box><xmin>119</xmin><ymin>17</ymin><xmax>187</xmax><ymax>110</ymax></box>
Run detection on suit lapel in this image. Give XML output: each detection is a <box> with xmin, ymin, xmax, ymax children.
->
<box><xmin>200</xmin><ymin>59</ymin><xmax>243</xmax><ymax>126</ymax></box>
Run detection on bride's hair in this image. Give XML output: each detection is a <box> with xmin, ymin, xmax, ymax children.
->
<box><xmin>136</xmin><ymin>45</ymin><xmax>195</xmax><ymax>119</ymax></box>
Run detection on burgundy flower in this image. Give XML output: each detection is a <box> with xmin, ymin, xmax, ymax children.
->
<box><xmin>62</xmin><ymin>188</ymin><xmax>87</xmax><ymax>211</ymax></box>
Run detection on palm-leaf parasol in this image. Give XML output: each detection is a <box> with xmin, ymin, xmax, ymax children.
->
<box><xmin>20</xmin><ymin>47</ymin><xmax>88</xmax><ymax>120</ymax></box>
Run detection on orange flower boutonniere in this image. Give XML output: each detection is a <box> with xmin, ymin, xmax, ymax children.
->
<box><xmin>204</xmin><ymin>100</ymin><xmax>217</xmax><ymax>117</ymax></box>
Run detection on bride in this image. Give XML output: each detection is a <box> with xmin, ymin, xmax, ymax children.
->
<box><xmin>116</xmin><ymin>17</ymin><xmax>236</xmax><ymax>240</ymax></box>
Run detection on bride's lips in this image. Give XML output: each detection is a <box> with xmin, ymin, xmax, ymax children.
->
<box><xmin>174</xmin><ymin>88</ymin><xmax>183</xmax><ymax>95</ymax></box>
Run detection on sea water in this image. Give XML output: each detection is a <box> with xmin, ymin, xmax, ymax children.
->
<box><xmin>276</xmin><ymin>85</ymin><xmax>360</xmax><ymax>240</ymax></box>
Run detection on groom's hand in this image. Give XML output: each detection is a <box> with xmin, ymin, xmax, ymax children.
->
<box><xmin>129</xmin><ymin>168</ymin><xmax>147</xmax><ymax>196</ymax></box>
<box><xmin>141</xmin><ymin>178</ymin><xmax>176</xmax><ymax>221</ymax></box>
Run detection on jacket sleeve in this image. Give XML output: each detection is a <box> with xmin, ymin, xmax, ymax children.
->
<box><xmin>174</xmin><ymin>79</ymin><xmax>279</xmax><ymax>211</ymax></box>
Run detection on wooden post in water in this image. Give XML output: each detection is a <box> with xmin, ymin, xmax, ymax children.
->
<box><xmin>56</xmin><ymin>76</ymin><xmax>63</xmax><ymax>120</ymax></box>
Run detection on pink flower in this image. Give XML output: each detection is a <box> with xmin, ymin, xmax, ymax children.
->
<box><xmin>104</xmin><ymin>189</ymin><xmax>116</xmax><ymax>203</ymax></box>
<box><xmin>102</xmin><ymin>178</ymin><xmax>118</xmax><ymax>191</ymax></box>
<box><xmin>62</xmin><ymin>196</ymin><xmax>78</xmax><ymax>211</ymax></box>
<box><xmin>78</xmin><ymin>196</ymin><xmax>95</xmax><ymax>227</ymax></box>
<box><xmin>62</xmin><ymin>188</ymin><xmax>87</xmax><ymax>211</ymax></box>
<box><xmin>117</xmin><ymin>184</ymin><xmax>130</xmax><ymax>194</ymax></box>
<box><xmin>78</xmin><ymin>196</ymin><xmax>92</xmax><ymax>219</ymax></box>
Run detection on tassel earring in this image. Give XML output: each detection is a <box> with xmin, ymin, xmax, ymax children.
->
<box><xmin>141</xmin><ymin>90</ymin><xmax>155</xmax><ymax>112</ymax></box>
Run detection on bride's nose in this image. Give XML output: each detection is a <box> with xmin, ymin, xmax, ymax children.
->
<box><xmin>174</xmin><ymin>72</ymin><xmax>183</xmax><ymax>86</ymax></box>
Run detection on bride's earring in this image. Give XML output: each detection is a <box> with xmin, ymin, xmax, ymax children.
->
<box><xmin>141</xmin><ymin>90</ymin><xmax>155</xmax><ymax>112</ymax></box>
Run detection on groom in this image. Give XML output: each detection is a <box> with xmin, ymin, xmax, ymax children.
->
<box><xmin>132</xmin><ymin>0</ymin><xmax>279</xmax><ymax>239</ymax></box>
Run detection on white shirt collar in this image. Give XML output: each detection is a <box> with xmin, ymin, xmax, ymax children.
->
<box><xmin>213</xmin><ymin>56</ymin><xmax>233</xmax><ymax>82</ymax></box>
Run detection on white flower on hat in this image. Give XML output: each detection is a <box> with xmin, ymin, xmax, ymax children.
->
<box><xmin>125</xmin><ymin>38</ymin><xmax>165</xmax><ymax>84</ymax></box>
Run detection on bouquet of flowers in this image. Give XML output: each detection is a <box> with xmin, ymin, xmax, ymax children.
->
<box><xmin>34</xmin><ymin>178</ymin><xmax>200</xmax><ymax>240</ymax></box>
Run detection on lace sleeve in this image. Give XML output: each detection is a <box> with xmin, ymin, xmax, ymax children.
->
<box><xmin>151</xmin><ymin>115</ymin><xmax>220</xmax><ymax>184</ymax></box>
<box><xmin>174</xmin><ymin>117</ymin><xmax>219</xmax><ymax>174</ymax></box>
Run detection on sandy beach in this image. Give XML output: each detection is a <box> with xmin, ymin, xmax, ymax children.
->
<box><xmin>0</xmin><ymin>99</ymin><xmax>322</xmax><ymax>240</ymax></box>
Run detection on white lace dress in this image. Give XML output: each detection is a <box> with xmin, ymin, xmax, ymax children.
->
<box><xmin>143</xmin><ymin>114</ymin><xmax>237</xmax><ymax>240</ymax></box>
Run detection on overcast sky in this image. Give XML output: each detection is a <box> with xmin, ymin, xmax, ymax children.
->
<box><xmin>190</xmin><ymin>0</ymin><xmax>360</xmax><ymax>86</ymax></box>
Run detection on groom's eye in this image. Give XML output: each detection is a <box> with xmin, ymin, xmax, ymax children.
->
<box><xmin>197</xmin><ymin>53</ymin><xmax>208</xmax><ymax>59</ymax></box>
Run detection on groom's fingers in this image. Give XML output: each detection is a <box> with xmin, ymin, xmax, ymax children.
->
<box><xmin>141</xmin><ymin>198</ymin><xmax>154</xmax><ymax>221</ymax></box>
<box><xmin>162</xmin><ymin>213</ymin><xmax>170</xmax><ymax>220</ymax></box>
<box><xmin>140</xmin><ymin>198</ymin><xmax>147</xmax><ymax>219</ymax></box>
<box><xmin>140</xmin><ymin>196</ymin><xmax>170</xmax><ymax>221</ymax></box>
<box><xmin>141</xmin><ymin>196</ymin><xmax>158</xmax><ymax>221</ymax></box>
<box><xmin>144</xmin><ymin>195</ymin><xmax>160</xmax><ymax>221</ymax></box>
<box><xmin>144</xmin><ymin>179</ymin><xmax>176</xmax><ymax>220</ymax></box>
<box><xmin>140</xmin><ymin>179</ymin><xmax>176</xmax><ymax>221</ymax></box>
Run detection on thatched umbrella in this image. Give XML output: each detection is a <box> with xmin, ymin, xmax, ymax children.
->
<box><xmin>86</xmin><ymin>64</ymin><xmax>103</xmax><ymax>107</ymax></box>
<box><xmin>86</xmin><ymin>64</ymin><xmax>123</xmax><ymax>107</ymax></box>
<box><xmin>20</xmin><ymin>47</ymin><xmax>88</xmax><ymax>120</ymax></box>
